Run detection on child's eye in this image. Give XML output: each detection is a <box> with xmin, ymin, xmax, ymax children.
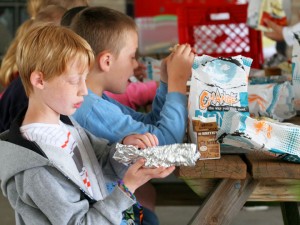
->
<box><xmin>67</xmin><ymin>77</ymin><xmax>80</xmax><ymax>85</ymax></box>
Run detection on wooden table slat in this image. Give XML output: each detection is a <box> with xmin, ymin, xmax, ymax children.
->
<box><xmin>246</xmin><ymin>152</ymin><xmax>300</xmax><ymax>179</ymax></box>
<box><xmin>177</xmin><ymin>155</ymin><xmax>247</xmax><ymax>180</ymax></box>
<box><xmin>188</xmin><ymin>175</ymin><xmax>259</xmax><ymax>225</ymax></box>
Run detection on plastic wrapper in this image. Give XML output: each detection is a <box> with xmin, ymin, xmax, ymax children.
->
<box><xmin>217</xmin><ymin>110</ymin><xmax>300</xmax><ymax>163</ymax></box>
<box><xmin>113</xmin><ymin>143</ymin><xmax>200</xmax><ymax>167</ymax></box>
<box><xmin>248</xmin><ymin>81</ymin><xmax>295</xmax><ymax>121</ymax></box>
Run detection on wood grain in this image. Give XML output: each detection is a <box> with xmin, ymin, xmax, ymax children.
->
<box><xmin>177</xmin><ymin>155</ymin><xmax>247</xmax><ymax>179</ymax></box>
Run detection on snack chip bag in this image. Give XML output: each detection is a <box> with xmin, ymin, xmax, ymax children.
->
<box><xmin>188</xmin><ymin>55</ymin><xmax>252</xmax><ymax>127</ymax></box>
<box><xmin>247</xmin><ymin>0</ymin><xmax>287</xmax><ymax>32</ymax></box>
<box><xmin>188</xmin><ymin>55</ymin><xmax>252</xmax><ymax>158</ymax></box>
<box><xmin>217</xmin><ymin>110</ymin><xmax>300</xmax><ymax>163</ymax></box>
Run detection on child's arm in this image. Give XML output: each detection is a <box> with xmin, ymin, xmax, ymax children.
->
<box><xmin>76</xmin><ymin>85</ymin><xmax>188</xmax><ymax>145</ymax></box>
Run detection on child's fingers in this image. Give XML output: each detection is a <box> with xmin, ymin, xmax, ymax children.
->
<box><xmin>172</xmin><ymin>44</ymin><xmax>187</xmax><ymax>55</ymax></box>
<box><xmin>181</xmin><ymin>44</ymin><xmax>192</xmax><ymax>55</ymax></box>
<box><xmin>153</xmin><ymin>134</ymin><xmax>159</xmax><ymax>146</ymax></box>
<box><xmin>155</xmin><ymin>166</ymin><xmax>175</xmax><ymax>178</ymax></box>
<box><xmin>138</xmin><ymin>133</ymin><xmax>152</xmax><ymax>147</ymax></box>
<box><xmin>134</xmin><ymin>133</ymin><xmax>158</xmax><ymax>148</ymax></box>
<box><xmin>129</xmin><ymin>158</ymin><xmax>146</xmax><ymax>172</ymax></box>
<box><xmin>141</xmin><ymin>166</ymin><xmax>175</xmax><ymax>178</ymax></box>
<box><xmin>263</xmin><ymin>18</ymin><xmax>274</xmax><ymax>28</ymax></box>
<box><xmin>138</xmin><ymin>136</ymin><xmax>152</xmax><ymax>148</ymax></box>
<box><xmin>132</xmin><ymin>138</ymin><xmax>147</xmax><ymax>149</ymax></box>
<box><xmin>143</xmin><ymin>133</ymin><xmax>159</xmax><ymax>147</ymax></box>
<box><xmin>264</xmin><ymin>19</ymin><xmax>281</xmax><ymax>32</ymax></box>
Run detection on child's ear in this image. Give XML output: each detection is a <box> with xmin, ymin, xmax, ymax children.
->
<box><xmin>98</xmin><ymin>52</ymin><xmax>113</xmax><ymax>72</ymax></box>
<box><xmin>30</xmin><ymin>71</ymin><xmax>45</xmax><ymax>89</ymax></box>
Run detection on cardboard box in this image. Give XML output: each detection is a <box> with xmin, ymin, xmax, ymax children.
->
<box><xmin>197</xmin><ymin>130</ymin><xmax>220</xmax><ymax>159</ymax></box>
<box><xmin>192</xmin><ymin>117</ymin><xmax>220</xmax><ymax>160</ymax></box>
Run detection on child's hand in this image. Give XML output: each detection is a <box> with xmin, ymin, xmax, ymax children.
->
<box><xmin>263</xmin><ymin>19</ymin><xmax>284</xmax><ymax>41</ymax></box>
<box><xmin>160</xmin><ymin>56</ymin><xmax>169</xmax><ymax>83</ymax></box>
<box><xmin>122</xmin><ymin>133</ymin><xmax>159</xmax><ymax>149</ymax></box>
<box><xmin>122</xmin><ymin>158</ymin><xmax>175</xmax><ymax>193</ymax></box>
<box><xmin>167</xmin><ymin>44</ymin><xmax>195</xmax><ymax>94</ymax></box>
<box><xmin>133</xmin><ymin>62</ymin><xmax>147</xmax><ymax>81</ymax></box>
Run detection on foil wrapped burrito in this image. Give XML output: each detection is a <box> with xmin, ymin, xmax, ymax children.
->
<box><xmin>113</xmin><ymin>143</ymin><xmax>200</xmax><ymax>167</ymax></box>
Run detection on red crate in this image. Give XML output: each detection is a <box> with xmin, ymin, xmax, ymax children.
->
<box><xmin>177</xmin><ymin>3</ymin><xmax>264</xmax><ymax>68</ymax></box>
<box><xmin>134</xmin><ymin>0</ymin><xmax>243</xmax><ymax>17</ymax></box>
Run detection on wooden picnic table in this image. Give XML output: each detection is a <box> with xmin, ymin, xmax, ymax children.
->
<box><xmin>176</xmin><ymin>148</ymin><xmax>300</xmax><ymax>225</ymax></box>
<box><xmin>152</xmin><ymin>116</ymin><xmax>300</xmax><ymax>225</ymax></box>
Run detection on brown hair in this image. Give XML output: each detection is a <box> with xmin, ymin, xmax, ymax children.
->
<box><xmin>70</xmin><ymin>6</ymin><xmax>137</xmax><ymax>57</ymax></box>
<box><xmin>16</xmin><ymin>24</ymin><xmax>94</xmax><ymax>96</ymax></box>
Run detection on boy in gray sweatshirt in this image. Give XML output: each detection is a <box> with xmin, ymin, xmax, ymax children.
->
<box><xmin>0</xmin><ymin>24</ymin><xmax>174</xmax><ymax>225</ymax></box>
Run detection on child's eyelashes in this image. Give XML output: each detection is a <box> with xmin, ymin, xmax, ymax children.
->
<box><xmin>66</xmin><ymin>76</ymin><xmax>86</xmax><ymax>85</ymax></box>
<box><xmin>67</xmin><ymin>78</ymin><xmax>80</xmax><ymax>85</ymax></box>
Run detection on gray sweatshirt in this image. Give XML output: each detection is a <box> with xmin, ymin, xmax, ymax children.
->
<box><xmin>0</xmin><ymin>112</ymin><xmax>135</xmax><ymax>225</ymax></box>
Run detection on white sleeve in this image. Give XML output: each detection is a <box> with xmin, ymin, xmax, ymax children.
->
<box><xmin>283</xmin><ymin>22</ymin><xmax>300</xmax><ymax>46</ymax></box>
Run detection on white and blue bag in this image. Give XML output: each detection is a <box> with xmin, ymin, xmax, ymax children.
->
<box><xmin>218</xmin><ymin>110</ymin><xmax>300</xmax><ymax>163</ymax></box>
<box><xmin>248</xmin><ymin>81</ymin><xmax>296</xmax><ymax>121</ymax></box>
<box><xmin>188</xmin><ymin>55</ymin><xmax>252</xmax><ymax>149</ymax></box>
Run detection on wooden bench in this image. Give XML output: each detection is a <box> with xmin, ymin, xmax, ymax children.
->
<box><xmin>175</xmin><ymin>151</ymin><xmax>300</xmax><ymax>225</ymax></box>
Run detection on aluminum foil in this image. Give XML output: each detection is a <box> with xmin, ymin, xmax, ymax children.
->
<box><xmin>113</xmin><ymin>143</ymin><xmax>200</xmax><ymax>168</ymax></box>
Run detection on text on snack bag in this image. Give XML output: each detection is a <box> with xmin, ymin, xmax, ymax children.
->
<box><xmin>199</xmin><ymin>89</ymin><xmax>239</xmax><ymax>110</ymax></box>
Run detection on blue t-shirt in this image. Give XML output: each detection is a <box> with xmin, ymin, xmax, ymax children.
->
<box><xmin>72</xmin><ymin>81</ymin><xmax>188</xmax><ymax>145</ymax></box>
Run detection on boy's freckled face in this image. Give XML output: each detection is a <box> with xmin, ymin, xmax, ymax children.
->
<box><xmin>109</xmin><ymin>30</ymin><xmax>139</xmax><ymax>94</ymax></box>
<box><xmin>41</xmin><ymin>59</ymin><xmax>88</xmax><ymax>116</ymax></box>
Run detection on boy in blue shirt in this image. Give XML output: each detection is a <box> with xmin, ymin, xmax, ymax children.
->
<box><xmin>70</xmin><ymin>6</ymin><xmax>195</xmax><ymax>224</ymax></box>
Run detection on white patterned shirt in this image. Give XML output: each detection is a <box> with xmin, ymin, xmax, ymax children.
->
<box><xmin>20</xmin><ymin>122</ymin><xmax>93</xmax><ymax>196</ymax></box>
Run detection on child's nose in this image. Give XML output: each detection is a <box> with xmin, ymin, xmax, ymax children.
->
<box><xmin>79</xmin><ymin>80</ymin><xmax>88</xmax><ymax>96</ymax></box>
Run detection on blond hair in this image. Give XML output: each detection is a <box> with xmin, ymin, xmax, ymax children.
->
<box><xmin>27</xmin><ymin>0</ymin><xmax>89</xmax><ymax>19</ymax></box>
<box><xmin>16</xmin><ymin>25</ymin><xmax>94</xmax><ymax>96</ymax></box>
<box><xmin>0</xmin><ymin>19</ymin><xmax>35</xmax><ymax>87</ymax></box>
<box><xmin>35</xmin><ymin>5</ymin><xmax>67</xmax><ymax>25</ymax></box>
<box><xmin>0</xmin><ymin>4</ymin><xmax>69</xmax><ymax>87</ymax></box>
<box><xmin>70</xmin><ymin>6</ymin><xmax>137</xmax><ymax>57</ymax></box>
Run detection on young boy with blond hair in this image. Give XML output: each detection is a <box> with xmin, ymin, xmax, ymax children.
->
<box><xmin>70</xmin><ymin>6</ymin><xmax>195</xmax><ymax>224</ymax></box>
<box><xmin>0</xmin><ymin>24</ymin><xmax>174</xmax><ymax>225</ymax></box>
